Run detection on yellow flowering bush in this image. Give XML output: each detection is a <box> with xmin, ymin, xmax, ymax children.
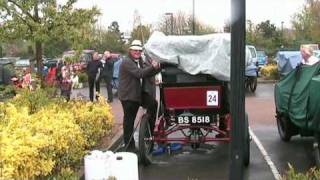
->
<box><xmin>260</xmin><ymin>64</ymin><xmax>280</xmax><ymax>80</ymax></box>
<box><xmin>67</xmin><ymin>98</ymin><xmax>114</xmax><ymax>147</ymax></box>
<box><xmin>0</xmin><ymin>90</ymin><xmax>114</xmax><ymax>179</ymax></box>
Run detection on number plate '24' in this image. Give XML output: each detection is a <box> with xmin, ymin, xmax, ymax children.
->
<box><xmin>206</xmin><ymin>90</ymin><xmax>218</xmax><ymax>106</ymax></box>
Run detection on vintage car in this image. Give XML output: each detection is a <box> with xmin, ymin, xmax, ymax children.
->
<box><xmin>275</xmin><ymin>62</ymin><xmax>320</xmax><ymax>167</ymax></box>
<box><xmin>0</xmin><ymin>60</ymin><xmax>15</xmax><ymax>85</ymax></box>
<box><xmin>137</xmin><ymin>31</ymin><xmax>250</xmax><ymax>166</ymax></box>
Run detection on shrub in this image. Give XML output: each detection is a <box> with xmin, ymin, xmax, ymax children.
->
<box><xmin>260</xmin><ymin>64</ymin><xmax>280</xmax><ymax>80</ymax></box>
<box><xmin>0</xmin><ymin>85</ymin><xmax>16</xmax><ymax>100</ymax></box>
<box><xmin>0</xmin><ymin>89</ymin><xmax>114</xmax><ymax>179</ymax></box>
<box><xmin>282</xmin><ymin>164</ymin><xmax>320</xmax><ymax>180</ymax></box>
<box><xmin>78</xmin><ymin>72</ymin><xmax>88</xmax><ymax>83</ymax></box>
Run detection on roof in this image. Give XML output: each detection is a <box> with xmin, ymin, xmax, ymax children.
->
<box><xmin>0</xmin><ymin>59</ymin><xmax>12</xmax><ymax>65</ymax></box>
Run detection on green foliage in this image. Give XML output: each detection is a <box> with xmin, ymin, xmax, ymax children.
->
<box><xmin>257</xmin><ymin>20</ymin><xmax>277</xmax><ymax>38</ymax></box>
<box><xmin>291</xmin><ymin>0</ymin><xmax>320</xmax><ymax>44</ymax></box>
<box><xmin>9</xmin><ymin>87</ymin><xmax>56</xmax><ymax>114</ymax></box>
<box><xmin>0</xmin><ymin>0</ymin><xmax>100</xmax><ymax>77</ymax></box>
<box><xmin>77</xmin><ymin>72</ymin><xmax>88</xmax><ymax>83</ymax></box>
<box><xmin>44</xmin><ymin>39</ymin><xmax>70</xmax><ymax>58</ymax></box>
<box><xmin>0</xmin><ymin>85</ymin><xmax>16</xmax><ymax>100</ymax></box>
<box><xmin>90</xmin><ymin>21</ymin><xmax>127</xmax><ymax>54</ymax></box>
<box><xmin>2</xmin><ymin>40</ymin><xmax>34</xmax><ymax>58</ymax></box>
<box><xmin>282</xmin><ymin>164</ymin><xmax>320</xmax><ymax>180</ymax></box>
<box><xmin>246</xmin><ymin>20</ymin><xmax>282</xmax><ymax>57</ymax></box>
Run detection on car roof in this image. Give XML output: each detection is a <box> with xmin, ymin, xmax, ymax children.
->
<box><xmin>0</xmin><ymin>59</ymin><xmax>13</xmax><ymax>65</ymax></box>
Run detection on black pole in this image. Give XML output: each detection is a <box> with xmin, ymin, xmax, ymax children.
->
<box><xmin>229</xmin><ymin>0</ymin><xmax>246</xmax><ymax>179</ymax></box>
<box><xmin>192</xmin><ymin>0</ymin><xmax>195</xmax><ymax>35</ymax></box>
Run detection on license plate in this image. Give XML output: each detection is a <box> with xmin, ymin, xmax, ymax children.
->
<box><xmin>176</xmin><ymin>115</ymin><xmax>212</xmax><ymax>124</ymax></box>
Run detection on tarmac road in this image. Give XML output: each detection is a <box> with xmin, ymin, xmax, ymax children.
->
<box><xmin>75</xmin><ymin>82</ymin><xmax>316</xmax><ymax>180</ymax></box>
<box><xmin>246</xmin><ymin>83</ymin><xmax>315</xmax><ymax>176</ymax></box>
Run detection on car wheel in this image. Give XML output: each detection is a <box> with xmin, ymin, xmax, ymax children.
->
<box><xmin>277</xmin><ymin>115</ymin><xmax>294</xmax><ymax>142</ymax></box>
<box><xmin>139</xmin><ymin>114</ymin><xmax>154</xmax><ymax>166</ymax></box>
<box><xmin>244</xmin><ymin>113</ymin><xmax>250</xmax><ymax>167</ymax></box>
<box><xmin>249</xmin><ymin>77</ymin><xmax>257</xmax><ymax>92</ymax></box>
<box><xmin>314</xmin><ymin>133</ymin><xmax>320</xmax><ymax>168</ymax></box>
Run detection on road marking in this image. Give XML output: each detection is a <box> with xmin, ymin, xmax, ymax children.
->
<box><xmin>249</xmin><ymin>128</ymin><xmax>281</xmax><ymax>180</ymax></box>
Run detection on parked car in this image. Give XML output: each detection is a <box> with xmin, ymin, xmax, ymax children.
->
<box><xmin>43</xmin><ymin>59</ymin><xmax>58</xmax><ymax>68</ymax></box>
<box><xmin>246</xmin><ymin>45</ymin><xmax>258</xmax><ymax>66</ymax></box>
<box><xmin>257</xmin><ymin>50</ymin><xmax>268</xmax><ymax>67</ymax></box>
<box><xmin>245</xmin><ymin>45</ymin><xmax>258</xmax><ymax>92</ymax></box>
<box><xmin>14</xmin><ymin>59</ymin><xmax>30</xmax><ymax>68</ymax></box>
<box><xmin>0</xmin><ymin>60</ymin><xmax>15</xmax><ymax>85</ymax></box>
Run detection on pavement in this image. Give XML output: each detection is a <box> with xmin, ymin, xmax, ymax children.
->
<box><xmin>257</xmin><ymin>77</ymin><xmax>278</xmax><ymax>84</ymax></box>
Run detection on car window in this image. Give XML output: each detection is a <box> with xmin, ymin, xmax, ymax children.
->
<box><xmin>257</xmin><ymin>51</ymin><xmax>266</xmax><ymax>57</ymax></box>
<box><xmin>81</xmin><ymin>53</ymin><xmax>92</xmax><ymax>62</ymax></box>
<box><xmin>248</xmin><ymin>47</ymin><xmax>257</xmax><ymax>58</ymax></box>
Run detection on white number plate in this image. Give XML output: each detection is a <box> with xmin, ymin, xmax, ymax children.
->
<box><xmin>177</xmin><ymin>116</ymin><xmax>211</xmax><ymax>124</ymax></box>
<box><xmin>206</xmin><ymin>90</ymin><xmax>219</xmax><ymax>106</ymax></box>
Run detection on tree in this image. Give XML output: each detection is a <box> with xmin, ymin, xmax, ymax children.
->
<box><xmin>156</xmin><ymin>11</ymin><xmax>216</xmax><ymax>35</ymax></box>
<box><xmin>43</xmin><ymin>39</ymin><xmax>70</xmax><ymax>58</ymax></box>
<box><xmin>91</xmin><ymin>21</ymin><xmax>126</xmax><ymax>53</ymax></box>
<box><xmin>291</xmin><ymin>0</ymin><xmax>320</xmax><ymax>43</ymax></box>
<box><xmin>130</xmin><ymin>24</ymin><xmax>151</xmax><ymax>45</ymax></box>
<box><xmin>256</xmin><ymin>20</ymin><xmax>277</xmax><ymax>38</ymax></box>
<box><xmin>246</xmin><ymin>20</ymin><xmax>283</xmax><ymax>56</ymax></box>
<box><xmin>0</xmin><ymin>0</ymin><xmax>100</xmax><ymax>79</ymax></box>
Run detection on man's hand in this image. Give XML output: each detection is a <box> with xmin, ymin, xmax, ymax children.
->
<box><xmin>151</xmin><ymin>60</ymin><xmax>160</xmax><ymax>69</ymax></box>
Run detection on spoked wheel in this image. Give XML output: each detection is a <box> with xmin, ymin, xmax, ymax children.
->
<box><xmin>314</xmin><ymin>133</ymin><xmax>320</xmax><ymax>168</ymax></box>
<box><xmin>244</xmin><ymin>113</ymin><xmax>250</xmax><ymax>167</ymax></box>
<box><xmin>139</xmin><ymin>114</ymin><xmax>154</xmax><ymax>166</ymax></box>
<box><xmin>249</xmin><ymin>77</ymin><xmax>257</xmax><ymax>93</ymax></box>
<box><xmin>276</xmin><ymin>114</ymin><xmax>296</xmax><ymax>142</ymax></box>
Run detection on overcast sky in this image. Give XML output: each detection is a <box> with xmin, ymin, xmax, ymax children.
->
<box><xmin>58</xmin><ymin>0</ymin><xmax>305</xmax><ymax>33</ymax></box>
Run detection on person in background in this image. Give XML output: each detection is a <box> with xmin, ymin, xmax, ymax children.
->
<box><xmin>300</xmin><ymin>46</ymin><xmax>319</xmax><ymax>65</ymax></box>
<box><xmin>60</xmin><ymin>70</ymin><xmax>72</xmax><ymax>101</ymax></box>
<box><xmin>22</xmin><ymin>67</ymin><xmax>32</xmax><ymax>89</ymax></box>
<box><xmin>100</xmin><ymin>50</ymin><xmax>116</xmax><ymax>103</ymax></box>
<box><xmin>118</xmin><ymin>40</ymin><xmax>160</xmax><ymax>152</ymax></box>
<box><xmin>86</xmin><ymin>51</ymin><xmax>103</xmax><ymax>101</ymax></box>
<box><xmin>112</xmin><ymin>55</ymin><xmax>123</xmax><ymax>96</ymax></box>
<box><xmin>46</xmin><ymin>63</ymin><xmax>57</xmax><ymax>86</ymax></box>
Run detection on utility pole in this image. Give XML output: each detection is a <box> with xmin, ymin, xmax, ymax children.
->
<box><xmin>229</xmin><ymin>0</ymin><xmax>245</xmax><ymax>179</ymax></box>
<box><xmin>281</xmin><ymin>21</ymin><xmax>284</xmax><ymax>47</ymax></box>
<box><xmin>165</xmin><ymin>12</ymin><xmax>173</xmax><ymax>35</ymax></box>
<box><xmin>192</xmin><ymin>0</ymin><xmax>195</xmax><ymax>35</ymax></box>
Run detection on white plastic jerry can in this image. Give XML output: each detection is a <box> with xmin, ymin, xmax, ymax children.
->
<box><xmin>84</xmin><ymin>150</ymin><xmax>114</xmax><ymax>180</ymax></box>
<box><xmin>109</xmin><ymin>152</ymin><xmax>139</xmax><ymax>180</ymax></box>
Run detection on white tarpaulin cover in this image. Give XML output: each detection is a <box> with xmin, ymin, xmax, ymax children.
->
<box><xmin>144</xmin><ymin>31</ymin><xmax>251</xmax><ymax>81</ymax></box>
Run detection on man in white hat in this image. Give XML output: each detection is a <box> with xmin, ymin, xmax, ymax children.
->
<box><xmin>118</xmin><ymin>39</ymin><xmax>160</xmax><ymax>152</ymax></box>
<box><xmin>300</xmin><ymin>46</ymin><xmax>319</xmax><ymax>65</ymax></box>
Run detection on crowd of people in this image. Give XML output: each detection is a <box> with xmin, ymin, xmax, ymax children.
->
<box><xmin>84</xmin><ymin>39</ymin><xmax>161</xmax><ymax>152</ymax></box>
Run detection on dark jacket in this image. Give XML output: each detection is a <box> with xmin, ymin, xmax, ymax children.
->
<box><xmin>142</xmin><ymin>59</ymin><xmax>160</xmax><ymax>99</ymax></box>
<box><xmin>101</xmin><ymin>57</ymin><xmax>116</xmax><ymax>79</ymax></box>
<box><xmin>118</xmin><ymin>56</ymin><xmax>157</xmax><ymax>103</ymax></box>
<box><xmin>86</xmin><ymin>60</ymin><xmax>102</xmax><ymax>78</ymax></box>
